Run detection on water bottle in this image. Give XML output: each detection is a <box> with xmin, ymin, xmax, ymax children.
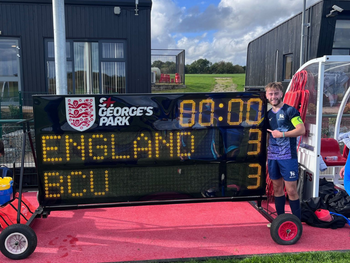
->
<box><xmin>325</xmin><ymin>156</ymin><xmax>338</xmax><ymax>161</ymax></box>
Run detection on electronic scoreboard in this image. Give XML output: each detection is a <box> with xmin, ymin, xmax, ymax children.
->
<box><xmin>33</xmin><ymin>93</ymin><xmax>267</xmax><ymax>207</ymax></box>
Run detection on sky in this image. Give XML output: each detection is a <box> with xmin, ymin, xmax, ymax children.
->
<box><xmin>151</xmin><ymin>0</ymin><xmax>320</xmax><ymax>66</ymax></box>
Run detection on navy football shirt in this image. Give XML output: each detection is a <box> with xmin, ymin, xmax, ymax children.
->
<box><xmin>267</xmin><ymin>104</ymin><xmax>301</xmax><ymax>160</ymax></box>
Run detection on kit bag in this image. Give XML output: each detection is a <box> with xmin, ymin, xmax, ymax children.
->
<box><xmin>319</xmin><ymin>178</ymin><xmax>337</xmax><ymax>199</ymax></box>
<box><xmin>0</xmin><ymin>193</ymin><xmax>36</xmax><ymax>229</ymax></box>
<box><xmin>301</xmin><ymin>197</ymin><xmax>347</xmax><ymax>229</ymax></box>
<box><xmin>317</xmin><ymin>178</ymin><xmax>350</xmax><ymax>218</ymax></box>
<box><xmin>325</xmin><ymin>190</ymin><xmax>350</xmax><ymax>218</ymax></box>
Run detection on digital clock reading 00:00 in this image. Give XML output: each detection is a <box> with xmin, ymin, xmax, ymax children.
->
<box><xmin>33</xmin><ymin>93</ymin><xmax>267</xmax><ymax>206</ymax></box>
<box><xmin>178</xmin><ymin>97</ymin><xmax>263</xmax><ymax>127</ymax></box>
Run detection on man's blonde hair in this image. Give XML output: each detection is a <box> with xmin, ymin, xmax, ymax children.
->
<box><xmin>265</xmin><ymin>82</ymin><xmax>283</xmax><ymax>92</ymax></box>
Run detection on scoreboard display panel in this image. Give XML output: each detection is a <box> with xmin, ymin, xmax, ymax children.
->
<box><xmin>33</xmin><ymin>93</ymin><xmax>267</xmax><ymax>207</ymax></box>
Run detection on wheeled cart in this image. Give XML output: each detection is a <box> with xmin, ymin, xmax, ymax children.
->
<box><xmin>0</xmin><ymin>91</ymin><xmax>304</xmax><ymax>260</ymax></box>
<box><xmin>0</xmin><ymin>120</ymin><xmax>38</xmax><ymax>260</ymax></box>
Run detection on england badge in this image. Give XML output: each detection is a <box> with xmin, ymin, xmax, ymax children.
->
<box><xmin>65</xmin><ymin>97</ymin><xmax>96</xmax><ymax>132</ymax></box>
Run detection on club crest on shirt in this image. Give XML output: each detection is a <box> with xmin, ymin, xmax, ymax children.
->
<box><xmin>278</xmin><ymin>113</ymin><xmax>285</xmax><ymax>120</ymax></box>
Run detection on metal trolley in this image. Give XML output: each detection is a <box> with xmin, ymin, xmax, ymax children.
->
<box><xmin>0</xmin><ymin>120</ymin><xmax>38</xmax><ymax>259</ymax></box>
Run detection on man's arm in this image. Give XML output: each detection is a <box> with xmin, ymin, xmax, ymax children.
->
<box><xmin>284</xmin><ymin>123</ymin><xmax>305</xmax><ymax>138</ymax></box>
<box><xmin>267</xmin><ymin>123</ymin><xmax>305</xmax><ymax>138</ymax></box>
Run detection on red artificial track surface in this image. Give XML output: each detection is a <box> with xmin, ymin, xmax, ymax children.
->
<box><xmin>1</xmin><ymin>192</ymin><xmax>350</xmax><ymax>263</ymax></box>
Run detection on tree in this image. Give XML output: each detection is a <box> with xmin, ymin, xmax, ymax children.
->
<box><xmin>225</xmin><ymin>62</ymin><xmax>235</xmax><ymax>73</ymax></box>
<box><xmin>183</xmin><ymin>59</ymin><xmax>246</xmax><ymax>74</ymax></box>
<box><xmin>161</xmin><ymin>61</ymin><xmax>176</xmax><ymax>74</ymax></box>
<box><xmin>211</xmin><ymin>61</ymin><xmax>226</xmax><ymax>74</ymax></box>
<box><xmin>189</xmin><ymin>59</ymin><xmax>212</xmax><ymax>74</ymax></box>
<box><xmin>232</xmin><ymin>64</ymin><xmax>245</xmax><ymax>73</ymax></box>
<box><xmin>186</xmin><ymin>63</ymin><xmax>198</xmax><ymax>74</ymax></box>
<box><xmin>152</xmin><ymin>60</ymin><xmax>164</xmax><ymax>69</ymax></box>
<box><xmin>209</xmin><ymin>61</ymin><xmax>245</xmax><ymax>74</ymax></box>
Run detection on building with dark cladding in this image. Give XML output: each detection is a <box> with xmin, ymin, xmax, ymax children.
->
<box><xmin>0</xmin><ymin>0</ymin><xmax>152</xmax><ymax>106</ymax></box>
<box><xmin>245</xmin><ymin>0</ymin><xmax>350</xmax><ymax>90</ymax></box>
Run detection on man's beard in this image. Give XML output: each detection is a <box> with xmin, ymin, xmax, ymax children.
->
<box><xmin>269</xmin><ymin>97</ymin><xmax>282</xmax><ymax>106</ymax></box>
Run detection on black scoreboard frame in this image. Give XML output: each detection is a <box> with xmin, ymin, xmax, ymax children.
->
<box><xmin>33</xmin><ymin>92</ymin><xmax>268</xmax><ymax>211</ymax></box>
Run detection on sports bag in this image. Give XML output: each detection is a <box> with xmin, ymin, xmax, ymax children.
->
<box><xmin>325</xmin><ymin>190</ymin><xmax>350</xmax><ymax>217</ymax></box>
<box><xmin>0</xmin><ymin>193</ymin><xmax>36</xmax><ymax>229</ymax></box>
<box><xmin>301</xmin><ymin>197</ymin><xmax>347</xmax><ymax>229</ymax></box>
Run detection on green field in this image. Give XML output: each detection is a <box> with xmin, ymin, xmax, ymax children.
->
<box><xmin>154</xmin><ymin>74</ymin><xmax>245</xmax><ymax>93</ymax></box>
<box><xmin>168</xmin><ymin>251</ymin><xmax>350</xmax><ymax>263</ymax></box>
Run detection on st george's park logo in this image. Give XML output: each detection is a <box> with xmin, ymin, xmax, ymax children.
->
<box><xmin>65</xmin><ymin>97</ymin><xmax>96</xmax><ymax>132</ymax></box>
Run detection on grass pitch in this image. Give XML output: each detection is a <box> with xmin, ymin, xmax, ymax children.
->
<box><xmin>153</xmin><ymin>74</ymin><xmax>245</xmax><ymax>93</ymax></box>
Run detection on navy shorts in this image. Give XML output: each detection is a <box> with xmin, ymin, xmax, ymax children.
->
<box><xmin>268</xmin><ymin>159</ymin><xmax>299</xmax><ymax>181</ymax></box>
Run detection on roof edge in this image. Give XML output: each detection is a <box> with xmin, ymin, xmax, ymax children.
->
<box><xmin>0</xmin><ymin>0</ymin><xmax>152</xmax><ymax>7</ymax></box>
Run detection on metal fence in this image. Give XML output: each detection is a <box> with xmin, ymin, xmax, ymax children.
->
<box><xmin>0</xmin><ymin>121</ymin><xmax>35</xmax><ymax>165</ymax></box>
<box><xmin>151</xmin><ymin>49</ymin><xmax>185</xmax><ymax>85</ymax></box>
<box><xmin>1</xmin><ymin>92</ymin><xmax>36</xmax><ymax>168</ymax></box>
<box><xmin>0</xmin><ymin>120</ymin><xmax>37</xmax><ymax>188</ymax></box>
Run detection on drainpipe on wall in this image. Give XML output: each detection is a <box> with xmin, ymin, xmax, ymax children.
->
<box><xmin>52</xmin><ymin>0</ymin><xmax>68</xmax><ymax>95</ymax></box>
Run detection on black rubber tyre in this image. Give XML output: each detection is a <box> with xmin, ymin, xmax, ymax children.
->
<box><xmin>270</xmin><ymin>213</ymin><xmax>302</xmax><ymax>245</ymax></box>
<box><xmin>0</xmin><ymin>224</ymin><xmax>37</xmax><ymax>260</ymax></box>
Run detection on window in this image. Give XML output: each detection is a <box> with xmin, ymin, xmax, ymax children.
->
<box><xmin>46</xmin><ymin>40</ymin><xmax>126</xmax><ymax>94</ymax></box>
<box><xmin>332</xmin><ymin>20</ymin><xmax>350</xmax><ymax>55</ymax></box>
<box><xmin>283</xmin><ymin>54</ymin><xmax>293</xmax><ymax>81</ymax></box>
<box><xmin>46</xmin><ymin>41</ymin><xmax>73</xmax><ymax>94</ymax></box>
<box><xmin>74</xmin><ymin>42</ymin><xmax>99</xmax><ymax>94</ymax></box>
<box><xmin>100</xmin><ymin>42</ymin><xmax>126</xmax><ymax>94</ymax></box>
<box><xmin>0</xmin><ymin>39</ymin><xmax>21</xmax><ymax>105</ymax></box>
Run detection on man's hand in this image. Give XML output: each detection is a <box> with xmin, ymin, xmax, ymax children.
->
<box><xmin>340</xmin><ymin>166</ymin><xmax>345</xmax><ymax>179</ymax></box>
<box><xmin>267</xmin><ymin>129</ymin><xmax>283</xmax><ymax>138</ymax></box>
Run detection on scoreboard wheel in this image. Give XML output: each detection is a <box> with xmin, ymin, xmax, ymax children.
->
<box><xmin>270</xmin><ymin>213</ymin><xmax>302</xmax><ymax>245</ymax></box>
<box><xmin>0</xmin><ymin>224</ymin><xmax>37</xmax><ymax>260</ymax></box>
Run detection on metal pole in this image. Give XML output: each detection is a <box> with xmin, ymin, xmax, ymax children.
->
<box><xmin>300</xmin><ymin>0</ymin><xmax>306</xmax><ymax>67</ymax></box>
<box><xmin>17</xmin><ymin>130</ymin><xmax>26</xmax><ymax>224</ymax></box>
<box><xmin>313</xmin><ymin>59</ymin><xmax>325</xmax><ymax>198</ymax></box>
<box><xmin>52</xmin><ymin>0</ymin><xmax>67</xmax><ymax>95</ymax></box>
<box><xmin>19</xmin><ymin>91</ymin><xmax>23</xmax><ymax>119</ymax></box>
